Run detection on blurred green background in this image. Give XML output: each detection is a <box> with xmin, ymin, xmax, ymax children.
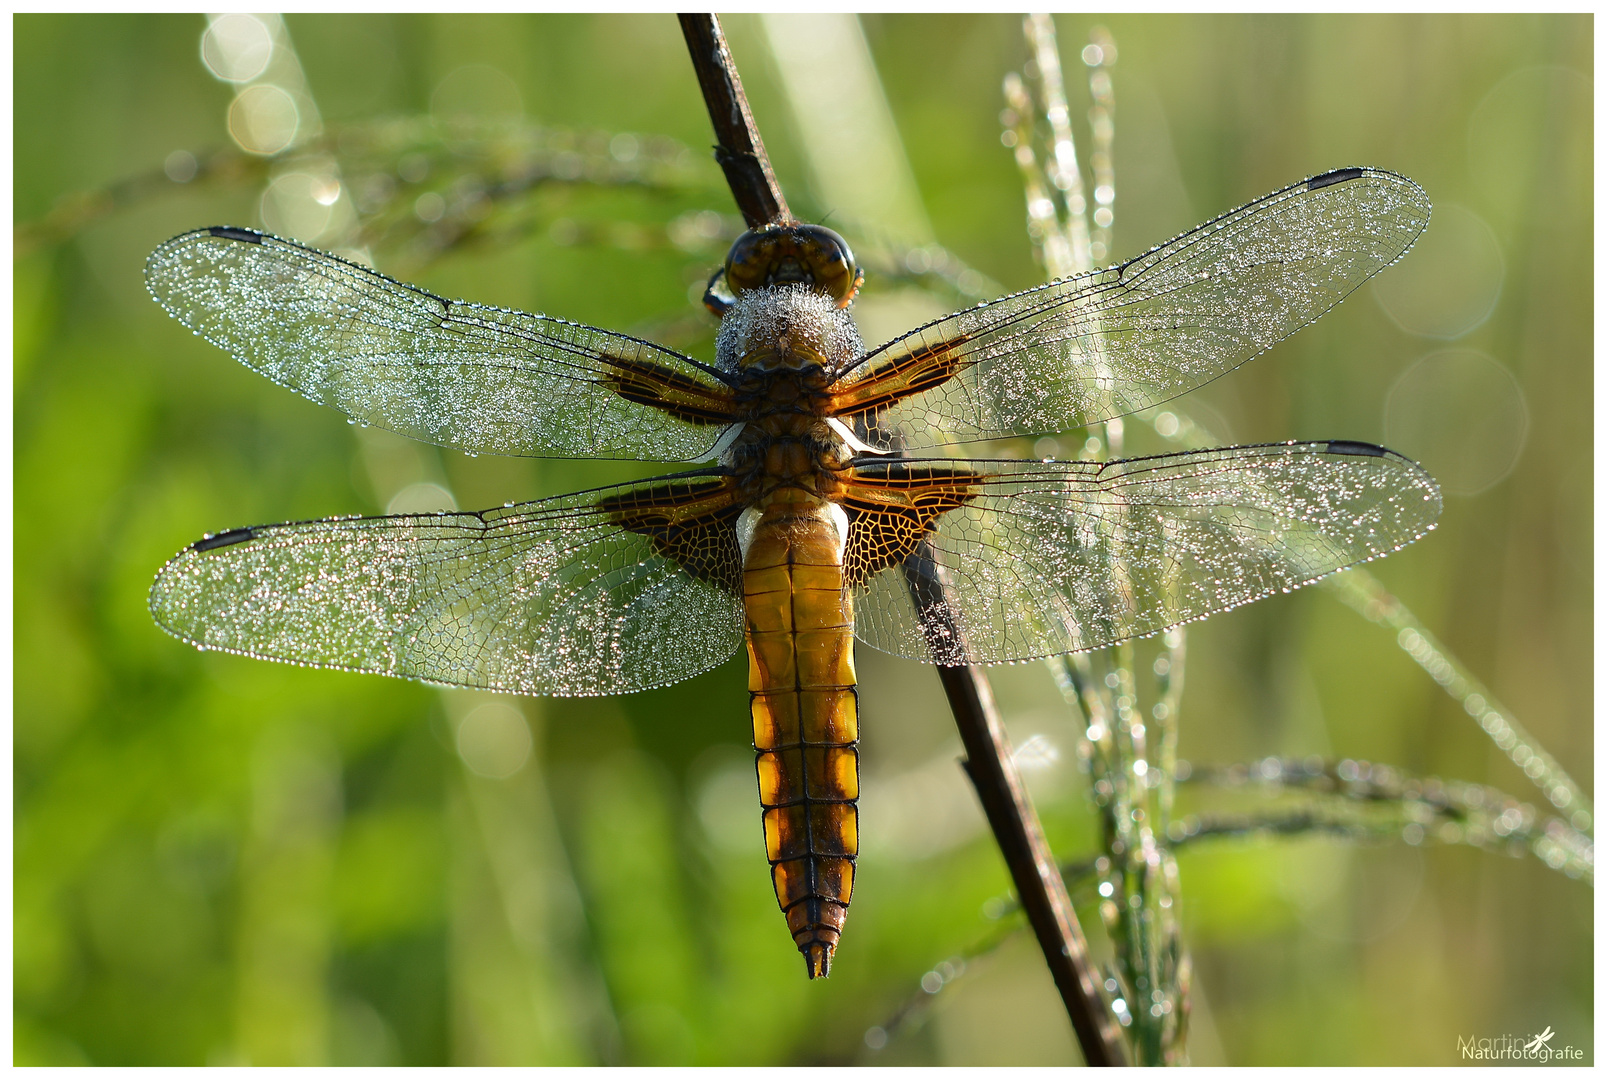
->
<box><xmin>14</xmin><ymin>13</ymin><xmax>1591</xmax><ymax>1065</ymax></box>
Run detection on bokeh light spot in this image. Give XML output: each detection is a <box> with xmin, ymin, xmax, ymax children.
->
<box><xmin>1384</xmin><ymin>348</ymin><xmax>1528</xmax><ymax>496</ymax></box>
<box><xmin>456</xmin><ymin>703</ymin><xmax>532</xmax><ymax>779</ymax></box>
<box><xmin>162</xmin><ymin>149</ymin><xmax>198</xmax><ymax>183</ymax></box>
<box><xmin>430</xmin><ymin>63</ymin><xmax>523</xmax><ymax>120</ymax></box>
<box><xmin>695</xmin><ymin>749</ymin><xmax>755</xmax><ymax>853</ymax></box>
<box><xmin>260</xmin><ymin>171</ymin><xmax>338</xmax><ymax>240</ymax></box>
<box><xmin>1468</xmin><ymin>65</ymin><xmax>1592</xmax><ymax>228</ymax></box>
<box><xmin>413</xmin><ymin>191</ymin><xmax>446</xmax><ymax>224</ymax></box>
<box><xmin>200</xmin><ymin>14</ymin><xmax>273</xmax><ymax>83</ymax></box>
<box><xmin>385</xmin><ymin>481</ymin><xmax>457</xmax><ymax>515</ymax></box>
<box><xmin>228</xmin><ymin>84</ymin><xmax>299</xmax><ymax>155</ymax></box>
<box><xmin>1372</xmin><ymin>204</ymin><xmax>1503</xmax><ymax>339</ymax></box>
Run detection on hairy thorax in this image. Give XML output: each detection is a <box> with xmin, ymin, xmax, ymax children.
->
<box><xmin>718</xmin><ymin>285</ymin><xmax>864</xmax><ymax>508</ymax></box>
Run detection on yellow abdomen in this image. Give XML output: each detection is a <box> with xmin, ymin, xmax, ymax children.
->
<box><xmin>742</xmin><ymin>497</ymin><xmax>859</xmax><ymax>979</ymax></box>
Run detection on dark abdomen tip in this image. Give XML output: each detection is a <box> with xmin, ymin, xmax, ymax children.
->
<box><xmin>804</xmin><ymin>941</ymin><xmax>833</xmax><ymax>979</ymax></box>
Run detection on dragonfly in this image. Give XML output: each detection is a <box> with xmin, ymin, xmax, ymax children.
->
<box><xmin>146</xmin><ymin>166</ymin><xmax>1440</xmax><ymax>979</ymax></box>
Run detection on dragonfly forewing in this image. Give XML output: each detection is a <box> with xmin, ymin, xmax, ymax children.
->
<box><xmin>145</xmin><ymin>228</ymin><xmax>741</xmax><ymax>462</ymax></box>
<box><xmin>837</xmin><ymin>168</ymin><xmax>1430</xmax><ymax>449</ymax></box>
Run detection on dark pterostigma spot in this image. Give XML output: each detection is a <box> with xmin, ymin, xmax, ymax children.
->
<box><xmin>208</xmin><ymin>226</ymin><xmax>264</xmax><ymax>243</ymax></box>
<box><xmin>1324</xmin><ymin>439</ymin><xmax>1388</xmax><ymax>458</ymax></box>
<box><xmin>1308</xmin><ymin>167</ymin><xmax>1366</xmax><ymax>191</ymax></box>
<box><xmin>194</xmin><ymin>527</ymin><xmax>257</xmax><ymax>551</ymax></box>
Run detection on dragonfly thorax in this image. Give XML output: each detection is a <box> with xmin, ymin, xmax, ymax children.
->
<box><xmin>725</xmin><ymin>414</ymin><xmax>852</xmax><ymax>505</ymax></box>
<box><xmin>719</xmin><ymin>284</ymin><xmax>861</xmax><ymax>504</ymax></box>
<box><xmin>715</xmin><ymin>284</ymin><xmax>864</xmax><ymax>379</ymax></box>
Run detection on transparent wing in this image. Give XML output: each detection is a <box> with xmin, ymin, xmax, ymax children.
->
<box><xmin>149</xmin><ymin>474</ymin><xmax>745</xmax><ymax>696</ymax></box>
<box><xmin>848</xmin><ymin>441</ymin><xmax>1441</xmax><ymax>665</ymax></box>
<box><xmin>834</xmin><ymin>169</ymin><xmax>1430</xmax><ymax>449</ymax></box>
<box><xmin>146</xmin><ymin>228</ymin><xmax>738</xmax><ymax>462</ymax></box>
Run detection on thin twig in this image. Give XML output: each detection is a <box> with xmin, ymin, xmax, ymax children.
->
<box><xmin>675</xmin><ymin>15</ymin><xmax>1123</xmax><ymax>1065</ymax></box>
<box><xmin>904</xmin><ymin>551</ymin><xmax>1125</xmax><ymax>1065</ymax></box>
<box><xmin>1014</xmin><ymin>15</ymin><xmax>1181</xmax><ymax>1061</ymax></box>
<box><xmin>1177</xmin><ymin>755</ymin><xmax>1594</xmax><ymax>880</ymax></box>
<box><xmin>677</xmin><ymin>14</ymin><xmax>790</xmax><ymax>228</ymax></box>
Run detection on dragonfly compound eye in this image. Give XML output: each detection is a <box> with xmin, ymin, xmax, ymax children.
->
<box><xmin>723</xmin><ymin>223</ymin><xmax>863</xmax><ymax>308</ymax></box>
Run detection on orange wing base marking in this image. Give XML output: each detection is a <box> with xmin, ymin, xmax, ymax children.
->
<box><xmin>600</xmin><ymin>476</ymin><xmax>743</xmax><ymax>590</ymax></box>
<box><xmin>826</xmin><ymin>335</ymin><xmax>970</xmax><ymax>418</ymax></box>
<box><xmin>599</xmin><ymin>349</ymin><xmax>739</xmax><ymax>425</ymax></box>
<box><xmin>840</xmin><ymin>463</ymin><xmax>983</xmax><ymax>589</ymax></box>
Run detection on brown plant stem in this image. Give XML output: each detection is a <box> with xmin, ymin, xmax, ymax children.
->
<box><xmin>677</xmin><ymin>14</ymin><xmax>791</xmax><ymax>228</ymax></box>
<box><xmin>905</xmin><ymin>552</ymin><xmax>1125</xmax><ymax>1065</ymax></box>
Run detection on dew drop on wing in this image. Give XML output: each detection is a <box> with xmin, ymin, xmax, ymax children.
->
<box><xmin>194</xmin><ymin>527</ymin><xmax>255</xmax><ymax>551</ymax></box>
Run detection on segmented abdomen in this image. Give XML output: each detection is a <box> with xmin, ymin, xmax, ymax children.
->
<box><xmin>743</xmin><ymin>499</ymin><xmax>859</xmax><ymax>979</ymax></box>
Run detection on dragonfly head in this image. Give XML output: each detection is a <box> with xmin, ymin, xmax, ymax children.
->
<box><xmin>706</xmin><ymin>222</ymin><xmax>863</xmax><ymax>316</ymax></box>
